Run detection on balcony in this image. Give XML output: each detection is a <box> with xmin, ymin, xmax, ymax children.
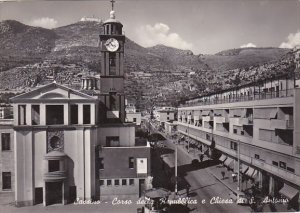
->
<box><xmin>271</xmin><ymin>119</ymin><xmax>293</xmax><ymax>129</ymax></box>
<box><xmin>203</xmin><ymin>116</ymin><xmax>213</xmax><ymax>122</ymax></box>
<box><xmin>214</xmin><ymin>116</ymin><xmax>229</xmax><ymax>124</ymax></box>
<box><xmin>44</xmin><ymin>171</ymin><xmax>67</xmax><ymax>181</ymax></box>
<box><xmin>238</xmin><ymin>117</ymin><xmax>253</xmax><ymax>126</ymax></box>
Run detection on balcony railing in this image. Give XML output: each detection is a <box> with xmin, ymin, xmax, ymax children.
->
<box><xmin>180</xmin><ymin>89</ymin><xmax>294</xmax><ymax>107</ymax></box>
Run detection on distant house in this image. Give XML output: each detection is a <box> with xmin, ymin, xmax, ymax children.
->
<box><xmin>125</xmin><ymin>102</ymin><xmax>142</xmax><ymax>126</ymax></box>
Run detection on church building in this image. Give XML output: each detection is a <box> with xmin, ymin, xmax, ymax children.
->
<box><xmin>10</xmin><ymin>4</ymin><xmax>151</xmax><ymax>206</ymax></box>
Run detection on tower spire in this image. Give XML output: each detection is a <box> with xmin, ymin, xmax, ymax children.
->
<box><xmin>110</xmin><ymin>0</ymin><xmax>115</xmax><ymax>11</ymax></box>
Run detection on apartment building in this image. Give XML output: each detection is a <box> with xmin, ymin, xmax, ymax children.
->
<box><xmin>177</xmin><ymin>70</ymin><xmax>300</xmax><ymax>209</ymax></box>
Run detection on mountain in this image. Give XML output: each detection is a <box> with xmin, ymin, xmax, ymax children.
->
<box><xmin>0</xmin><ymin>20</ymin><xmax>295</xmax><ymax>109</ymax></box>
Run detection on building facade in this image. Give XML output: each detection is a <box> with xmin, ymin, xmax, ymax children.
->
<box><xmin>10</xmin><ymin>8</ymin><xmax>150</xmax><ymax>207</ymax></box>
<box><xmin>177</xmin><ymin>60</ymin><xmax>300</xmax><ymax>209</ymax></box>
<box><xmin>0</xmin><ymin>105</ymin><xmax>14</xmax><ymax>193</ymax></box>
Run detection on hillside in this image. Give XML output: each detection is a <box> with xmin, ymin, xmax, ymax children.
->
<box><xmin>0</xmin><ymin>20</ymin><xmax>295</xmax><ymax>109</ymax></box>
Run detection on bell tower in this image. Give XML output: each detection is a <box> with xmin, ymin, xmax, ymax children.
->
<box><xmin>99</xmin><ymin>0</ymin><xmax>126</xmax><ymax>123</ymax></box>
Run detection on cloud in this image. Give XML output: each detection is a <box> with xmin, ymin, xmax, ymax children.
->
<box><xmin>279</xmin><ymin>30</ymin><xmax>300</xmax><ymax>49</ymax></box>
<box><xmin>29</xmin><ymin>17</ymin><xmax>58</xmax><ymax>29</ymax></box>
<box><xmin>135</xmin><ymin>23</ymin><xmax>193</xmax><ymax>50</ymax></box>
<box><xmin>240</xmin><ymin>43</ymin><xmax>257</xmax><ymax>48</ymax></box>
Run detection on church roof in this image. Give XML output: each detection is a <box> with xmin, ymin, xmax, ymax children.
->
<box><xmin>10</xmin><ymin>82</ymin><xmax>98</xmax><ymax>103</ymax></box>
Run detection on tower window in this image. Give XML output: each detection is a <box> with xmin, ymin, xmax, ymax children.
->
<box><xmin>109</xmin><ymin>52</ymin><xmax>116</xmax><ymax>75</ymax></box>
<box><xmin>109</xmin><ymin>93</ymin><xmax>117</xmax><ymax>110</ymax></box>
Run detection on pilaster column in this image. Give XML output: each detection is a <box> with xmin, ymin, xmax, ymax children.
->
<box><xmin>40</xmin><ymin>104</ymin><xmax>46</xmax><ymax>125</ymax></box>
<box><xmin>91</xmin><ymin>104</ymin><xmax>95</xmax><ymax>125</ymax></box>
<box><xmin>78</xmin><ymin>104</ymin><xmax>83</xmax><ymax>125</ymax></box>
<box><xmin>26</xmin><ymin>104</ymin><xmax>32</xmax><ymax>126</ymax></box>
<box><xmin>64</xmin><ymin>104</ymin><xmax>69</xmax><ymax>125</ymax></box>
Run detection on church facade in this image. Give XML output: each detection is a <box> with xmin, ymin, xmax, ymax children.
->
<box><xmin>10</xmin><ymin>8</ymin><xmax>151</xmax><ymax>207</ymax></box>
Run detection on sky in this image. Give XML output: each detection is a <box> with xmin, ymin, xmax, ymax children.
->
<box><xmin>0</xmin><ymin>0</ymin><xmax>300</xmax><ymax>54</ymax></box>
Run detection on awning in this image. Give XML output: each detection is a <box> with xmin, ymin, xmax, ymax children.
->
<box><xmin>252</xmin><ymin>170</ymin><xmax>258</xmax><ymax>178</ymax></box>
<box><xmin>279</xmin><ymin>184</ymin><xmax>299</xmax><ymax>200</ymax></box>
<box><xmin>219</xmin><ymin>155</ymin><xmax>227</xmax><ymax>162</ymax></box>
<box><xmin>224</xmin><ymin>158</ymin><xmax>234</xmax><ymax>168</ymax></box>
<box><xmin>241</xmin><ymin>164</ymin><xmax>249</xmax><ymax>174</ymax></box>
<box><xmin>245</xmin><ymin>167</ymin><xmax>255</xmax><ymax>177</ymax></box>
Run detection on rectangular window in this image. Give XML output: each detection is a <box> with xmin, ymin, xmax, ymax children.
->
<box><xmin>106</xmin><ymin>136</ymin><xmax>120</xmax><ymax>147</ymax></box>
<box><xmin>122</xmin><ymin>179</ymin><xmax>127</xmax><ymax>186</ymax></box>
<box><xmin>114</xmin><ymin>179</ymin><xmax>119</xmax><ymax>186</ymax></box>
<box><xmin>129</xmin><ymin>179</ymin><xmax>134</xmax><ymax>185</ymax></box>
<box><xmin>287</xmin><ymin>167</ymin><xmax>295</xmax><ymax>173</ymax></box>
<box><xmin>254</xmin><ymin>154</ymin><xmax>260</xmax><ymax>159</ymax></box>
<box><xmin>1</xmin><ymin>133</ymin><xmax>10</xmax><ymax>151</ymax></box>
<box><xmin>133</xmin><ymin>118</ymin><xmax>137</xmax><ymax>122</ymax></box>
<box><xmin>230</xmin><ymin>141</ymin><xmax>237</xmax><ymax>151</ymax></box>
<box><xmin>2</xmin><ymin>172</ymin><xmax>11</xmax><ymax>190</ymax></box>
<box><xmin>99</xmin><ymin>158</ymin><xmax>104</xmax><ymax>170</ymax></box>
<box><xmin>233</xmin><ymin>129</ymin><xmax>237</xmax><ymax>134</ymax></box>
<box><xmin>70</xmin><ymin>105</ymin><xmax>78</xmax><ymax>124</ymax></box>
<box><xmin>83</xmin><ymin>105</ymin><xmax>91</xmax><ymax>124</ymax></box>
<box><xmin>100</xmin><ymin>180</ymin><xmax>104</xmax><ymax>186</ymax></box>
<box><xmin>31</xmin><ymin>105</ymin><xmax>40</xmax><ymax>125</ymax></box>
<box><xmin>46</xmin><ymin>105</ymin><xmax>64</xmax><ymax>125</ymax></box>
<box><xmin>129</xmin><ymin>157</ymin><xmax>134</xmax><ymax>169</ymax></box>
<box><xmin>48</xmin><ymin>160</ymin><xmax>60</xmax><ymax>172</ymax></box>
<box><xmin>272</xmin><ymin>161</ymin><xmax>278</xmax><ymax>167</ymax></box>
<box><xmin>107</xmin><ymin>179</ymin><xmax>112</xmax><ymax>186</ymax></box>
<box><xmin>279</xmin><ymin>161</ymin><xmax>286</xmax><ymax>169</ymax></box>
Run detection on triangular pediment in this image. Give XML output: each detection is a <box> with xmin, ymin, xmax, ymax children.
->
<box><xmin>11</xmin><ymin>83</ymin><xmax>96</xmax><ymax>102</ymax></box>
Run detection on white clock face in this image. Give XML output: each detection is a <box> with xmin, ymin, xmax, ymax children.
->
<box><xmin>105</xmin><ymin>38</ymin><xmax>119</xmax><ymax>52</ymax></box>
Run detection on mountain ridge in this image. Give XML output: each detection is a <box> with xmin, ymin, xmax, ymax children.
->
<box><xmin>0</xmin><ymin>20</ymin><xmax>294</xmax><ymax>108</ymax></box>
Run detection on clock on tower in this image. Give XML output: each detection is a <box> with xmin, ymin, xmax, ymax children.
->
<box><xmin>99</xmin><ymin>3</ymin><xmax>126</xmax><ymax>123</ymax></box>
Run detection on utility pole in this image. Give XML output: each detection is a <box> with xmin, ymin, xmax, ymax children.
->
<box><xmin>237</xmin><ymin>140</ymin><xmax>241</xmax><ymax>191</ymax></box>
<box><xmin>187</xmin><ymin>123</ymin><xmax>190</xmax><ymax>153</ymax></box>
<box><xmin>175</xmin><ymin>145</ymin><xmax>178</xmax><ymax>194</ymax></box>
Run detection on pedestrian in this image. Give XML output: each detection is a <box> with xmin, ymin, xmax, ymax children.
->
<box><xmin>199</xmin><ymin>154</ymin><xmax>204</xmax><ymax>162</ymax></box>
<box><xmin>221</xmin><ymin>171</ymin><xmax>225</xmax><ymax>180</ymax></box>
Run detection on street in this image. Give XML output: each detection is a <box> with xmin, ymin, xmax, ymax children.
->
<box><xmin>161</xmin><ymin>137</ymin><xmax>251</xmax><ymax>213</ymax></box>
